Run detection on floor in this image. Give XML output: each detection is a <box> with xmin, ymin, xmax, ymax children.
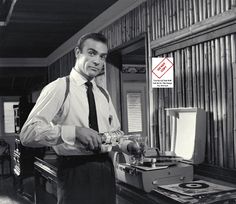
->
<box><xmin>0</xmin><ymin>176</ymin><xmax>31</xmax><ymax>204</ymax></box>
<box><xmin>0</xmin><ymin>175</ymin><xmax>131</xmax><ymax>204</ymax></box>
<box><xmin>0</xmin><ymin>157</ymin><xmax>130</xmax><ymax>204</ymax></box>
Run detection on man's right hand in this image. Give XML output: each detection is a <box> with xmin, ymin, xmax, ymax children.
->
<box><xmin>75</xmin><ymin>127</ymin><xmax>102</xmax><ymax>151</ymax></box>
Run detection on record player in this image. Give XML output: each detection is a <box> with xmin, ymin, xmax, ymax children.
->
<box><xmin>115</xmin><ymin>107</ymin><xmax>206</xmax><ymax>192</ymax></box>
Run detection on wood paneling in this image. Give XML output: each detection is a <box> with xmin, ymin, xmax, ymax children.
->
<box><xmin>148</xmin><ymin>0</ymin><xmax>236</xmax><ymax>172</ymax></box>
<box><xmin>149</xmin><ymin>0</ymin><xmax>235</xmax><ymax>41</ymax></box>
<box><xmin>48</xmin><ymin>50</ymin><xmax>75</xmax><ymax>82</ymax></box>
<box><xmin>152</xmin><ymin>34</ymin><xmax>236</xmax><ymax>169</ymax></box>
<box><xmin>100</xmin><ymin>2</ymin><xmax>147</xmax><ymax>50</ymax></box>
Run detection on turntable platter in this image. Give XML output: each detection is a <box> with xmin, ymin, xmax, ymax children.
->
<box><xmin>131</xmin><ymin>164</ymin><xmax>168</xmax><ymax>171</ymax></box>
<box><xmin>143</xmin><ymin>155</ymin><xmax>182</xmax><ymax>167</ymax></box>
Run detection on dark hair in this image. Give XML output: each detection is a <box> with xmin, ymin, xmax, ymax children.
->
<box><xmin>76</xmin><ymin>33</ymin><xmax>108</xmax><ymax>51</ymax></box>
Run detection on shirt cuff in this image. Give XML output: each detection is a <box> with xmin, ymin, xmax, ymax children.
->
<box><xmin>61</xmin><ymin>125</ymin><xmax>76</xmax><ymax>146</ymax></box>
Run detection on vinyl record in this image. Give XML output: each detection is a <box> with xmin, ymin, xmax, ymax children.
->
<box><xmin>179</xmin><ymin>182</ymin><xmax>209</xmax><ymax>189</ymax></box>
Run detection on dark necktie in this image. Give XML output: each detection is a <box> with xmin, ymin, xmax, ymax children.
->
<box><xmin>85</xmin><ymin>81</ymin><xmax>99</xmax><ymax>131</ymax></box>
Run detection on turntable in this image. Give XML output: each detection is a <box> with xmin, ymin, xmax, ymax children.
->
<box><xmin>115</xmin><ymin>107</ymin><xmax>207</xmax><ymax>192</ymax></box>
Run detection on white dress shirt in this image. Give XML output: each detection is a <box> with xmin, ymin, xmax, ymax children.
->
<box><xmin>20</xmin><ymin>68</ymin><xmax>121</xmax><ymax>155</ymax></box>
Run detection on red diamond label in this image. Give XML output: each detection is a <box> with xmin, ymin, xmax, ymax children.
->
<box><xmin>152</xmin><ymin>57</ymin><xmax>174</xmax><ymax>88</ymax></box>
<box><xmin>152</xmin><ymin>57</ymin><xmax>173</xmax><ymax>78</ymax></box>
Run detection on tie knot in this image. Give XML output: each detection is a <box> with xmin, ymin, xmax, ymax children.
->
<box><xmin>85</xmin><ymin>81</ymin><xmax>93</xmax><ymax>88</ymax></box>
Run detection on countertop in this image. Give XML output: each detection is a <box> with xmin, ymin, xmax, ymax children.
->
<box><xmin>34</xmin><ymin>156</ymin><xmax>236</xmax><ymax>204</ymax></box>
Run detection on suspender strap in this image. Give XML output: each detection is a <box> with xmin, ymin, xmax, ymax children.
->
<box><xmin>97</xmin><ymin>85</ymin><xmax>109</xmax><ymax>103</ymax></box>
<box><xmin>62</xmin><ymin>75</ymin><xmax>70</xmax><ymax>105</ymax></box>
<box><xmin>62</xmin><ymin>76</ymin><xmax>109</xmax><ymax>104</ymax></box>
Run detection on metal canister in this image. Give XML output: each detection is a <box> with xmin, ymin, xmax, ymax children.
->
<box><xmin>99</xmin><ymin>130</ymin><xmax>124</xmax><ymax>145</ymax></box>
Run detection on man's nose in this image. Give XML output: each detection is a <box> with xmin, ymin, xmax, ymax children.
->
<box><xmin>93</xmin><ymin>61</ymin><xmax>100</xmax><ymax>66</ymax></box>
<box><xmin>93</xmin><ymin>56</ymin><xmax>101</xmax><ymax>66</ymax></box>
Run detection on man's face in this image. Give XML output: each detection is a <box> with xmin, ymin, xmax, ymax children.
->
<box><xmin>75</xmin><ymin>38</ymin><xmax>108</xmax><ymax>79</ymax></box>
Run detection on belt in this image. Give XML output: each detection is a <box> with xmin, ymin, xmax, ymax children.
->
<box><xmin>57</xmin><ymin>153</ymin><xmax>109</xmax><ymax>163</ymax></box>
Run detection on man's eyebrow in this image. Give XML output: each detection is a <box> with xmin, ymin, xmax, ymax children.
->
<box><xmin>88</xmin><ymin>48</ymin><xmax>107</xmax><ymax>55</ymax></box>
<box><xmin>87</xmin><ymin>48</ymin><xmax>97</xmax><ymax>53</ymax></box>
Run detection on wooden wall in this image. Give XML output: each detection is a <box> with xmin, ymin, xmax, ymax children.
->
<box><xmin>48</xmin><ymin>50</ymin><xmax>75</xmax><ymax>81</ymax></box>
<box><xmin>100</xmin><ymin>2</ymin><xmax>147</xmax><ymax>49</ymax></box>
<box><xmin>149</xmin><ymin>0</ymin><xmax>236</xmax><ymax>170</ymax></box>
<box><xmin>149</xmin><ymin>0</ymin><xmax>235</xmax><ymax>41</ymax></box>
<box><xmin>152</xmin><ymin>35</ymin><xmax>236</xmax><ymax>168</ymax></box>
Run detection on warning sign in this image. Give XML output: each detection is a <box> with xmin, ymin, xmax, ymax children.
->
<box><xmin>152</xmin><ymin>57</ymin><xmax>174</xmax><ymax>88</ymax></box>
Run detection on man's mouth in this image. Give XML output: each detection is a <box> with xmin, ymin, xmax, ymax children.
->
<box><xmin>89</xmin><ymin>67</ymin><xmax>99</xmax><ymax>72</ymax></box>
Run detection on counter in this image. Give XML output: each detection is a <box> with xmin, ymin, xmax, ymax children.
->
<box><xmin>34</xmin><ymin>157</ymin><xmax>58</xmax><ymax>204</ymax></box>
<box><xmin>34</xmin><ymin>157</ymin><xmax>236</xmax><ymax>204</ymax></box>
<box><xmin>34</xmin><ymin>157</ymin><xmax>165</xmax><ymax>204</ymax></box>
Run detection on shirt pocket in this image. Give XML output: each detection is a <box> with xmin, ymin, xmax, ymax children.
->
<box><xmin>108</xmin><ymin>115</ymin><xmax>113</xmax><ymax>125</ymax></box>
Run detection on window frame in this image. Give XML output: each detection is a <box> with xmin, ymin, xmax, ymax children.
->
<box><xmin>1</xmin><ymin>97</ymin><xmax>19</xmax><ymax>136</ymax></box>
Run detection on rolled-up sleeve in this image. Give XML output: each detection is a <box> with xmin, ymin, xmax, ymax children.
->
<box><xmin>20</xmin><ymin>78</ymin><xmax>75</xmax><ymax>147</ymax></box>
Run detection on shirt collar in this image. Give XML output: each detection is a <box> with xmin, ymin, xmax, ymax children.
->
<box><xmin>70</xmin><ymin>68</ymin><xmax>96</xmax><ymax>87</ymax></box>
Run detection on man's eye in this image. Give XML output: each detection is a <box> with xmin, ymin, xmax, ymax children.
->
<box><xmin>101</xmin><ymin>56</ymin><xmax>106</xmax><ymax>61</ymax></box>
<box><xmin>88</xmin><ymin>51</ymin><xmax>95</xmax><ymax>56</ymax></box>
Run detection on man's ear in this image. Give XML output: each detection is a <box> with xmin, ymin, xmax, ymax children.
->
<box><xmin>74</xmin><ymin>47</ymin><xmax>80</xmax><ymax>58</ymax></box>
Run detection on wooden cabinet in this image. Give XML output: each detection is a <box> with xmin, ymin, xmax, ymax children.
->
<box><xmin>33</xmin><ymin>157</ymin><xmax>164</xmax><ymax>204</ymax></box>
<box><xmin>34</xmin><ymin>158</ymin><xmax>57</xmax><ymax>204</ymax></box>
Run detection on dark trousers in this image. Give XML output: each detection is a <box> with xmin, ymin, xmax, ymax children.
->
<box><xmin>56</xmin><ymin>153</ymin><xmax>116</xmax><ymax>204</ymax></box>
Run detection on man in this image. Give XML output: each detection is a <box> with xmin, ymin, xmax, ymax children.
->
<box><xmin>20</xmin><ymin>33</ymin><xmax>134</xmax><ymax>204</ymax></box>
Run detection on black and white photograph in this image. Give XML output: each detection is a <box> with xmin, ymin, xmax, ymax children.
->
<box><xmin>0</xmin><ymin>0</ymin><xmax>236</xmax><ymax>203</ymax></box>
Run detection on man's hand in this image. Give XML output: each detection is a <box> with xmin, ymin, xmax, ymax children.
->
<box><xmin>75</xmin><ymin>127</ymin><xmax>102</xmax><ymax>151</ymax></box>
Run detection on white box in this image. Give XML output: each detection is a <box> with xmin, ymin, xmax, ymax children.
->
<box><xmin>165</xmin><ymin>107</ymin><xmax>206</xmax><ymax>164</ymax></box>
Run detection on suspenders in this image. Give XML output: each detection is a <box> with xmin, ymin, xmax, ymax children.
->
<box><xmin>62</xmin><ymin>75</ymin><xmax>109</xmax><ymax>106</ymax></box>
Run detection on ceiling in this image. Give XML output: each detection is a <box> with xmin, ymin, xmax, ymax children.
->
<box><xmin>0</xmin><ymin>0</ymin><xmax>118</xmax><ymax>96</ymax></box>
<box><xmin>0</xmin><ymin>0</ymin><xmax>118</xmax><ymax>58</ymax></box>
